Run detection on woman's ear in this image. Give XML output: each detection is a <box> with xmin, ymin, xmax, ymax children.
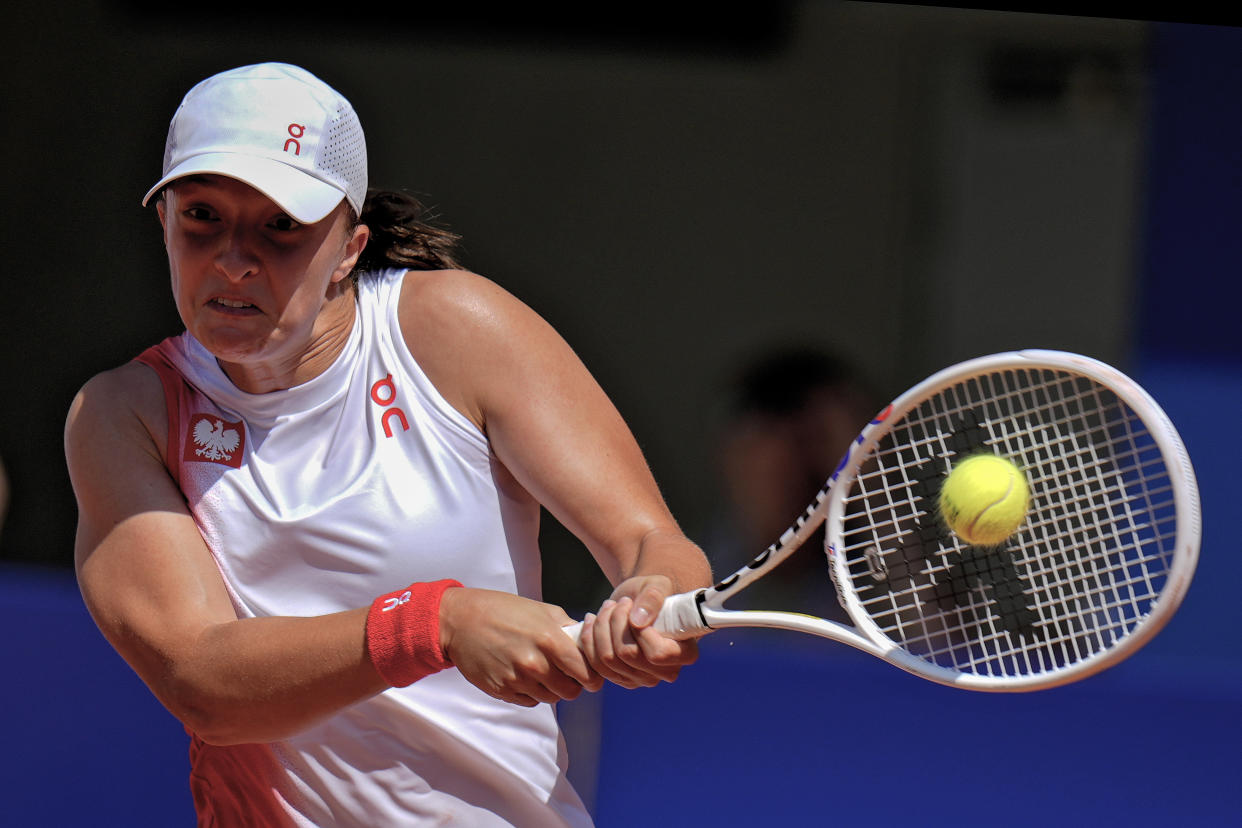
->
<box><xmin>332</xmin><ymin>222</ymin><xmax>370</xmax><ymax>284</ymax></box>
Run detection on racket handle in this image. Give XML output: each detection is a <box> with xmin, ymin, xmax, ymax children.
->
<box><xmin>562</xmin><ymin>621</ymin><xmax>585</xmax><ymax>643</ymax></box>
<box><xmin>562</xmin><ymin>592</ymin><xmax>707</xmax><ymax>644</ymax></box>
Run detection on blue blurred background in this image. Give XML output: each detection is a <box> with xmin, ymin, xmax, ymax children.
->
<box><xmin>1</xmin><ymin>4</ymin><xmax>1238</xmax><ymax>825</ymax></box>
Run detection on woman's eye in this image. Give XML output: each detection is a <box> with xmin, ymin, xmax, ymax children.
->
<box><xmin>184</xmin><ymin>206</ymin><xmax>215</xmax><ymax>221</ymax></box>
<box><xmin>270</xmin><ymin>215</ymin><xmax>301</xmax><ymax>232</ymax></box>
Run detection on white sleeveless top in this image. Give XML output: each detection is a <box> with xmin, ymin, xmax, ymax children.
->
<box><xmin>137</xmin><ymin>269</ymin><xmax>592</xmax><ymax>827</ymax></box>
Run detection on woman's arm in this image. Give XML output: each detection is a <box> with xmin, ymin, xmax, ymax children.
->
<box><xmin>67</xmin><ymin>364</ymin><xmax>601</xmax><ymax>744</ymax></box>
<box><xmin>67</xmin><ymin>364</ymin><xmax>391</xmax><ymax>744</ymax></box>
<box><xmin>398</xmin><ymin>269</ymin><xmax>713</xmax><ymax>688</ymax></box>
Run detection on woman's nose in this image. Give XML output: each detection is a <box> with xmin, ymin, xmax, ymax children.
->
<box><xmin>214</xmin><ymin>230</ymin><xmax>259</xmax><ymax>282</ymax></box>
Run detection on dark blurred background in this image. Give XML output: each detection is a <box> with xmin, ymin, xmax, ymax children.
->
<box><xmin>0</xmin><ymin>1</ymin><xmax>1196</xmax><ymax>589</ymax></box>
<box><xmin>2</xmin><ymin>2</ymin><xmax>1239</xmax><ymax>824</ymax></box>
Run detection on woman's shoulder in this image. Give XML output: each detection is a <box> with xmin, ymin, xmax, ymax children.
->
<box><xmin>66</xmin><ymin>360</ymin><xmax>169</xmax><ymax>461</ymax></box>
<box><xmin>396</xmin><ymin>268</ymin><xmax>541</xmax><ymax>346</ymax></box>
<box><xmin>397</xmin><ymin>267</ymin><xmax>516</xmax><ymax>310</ymax></box>
<box><xmin>73</xmin><ymin>360</ymin><xmax>166</xmax><ymax>417</ymax></box>
<box><xmin>392</xmin><ymin>268</ymin><xmax>558</xmax><ymax>431</ymax></box>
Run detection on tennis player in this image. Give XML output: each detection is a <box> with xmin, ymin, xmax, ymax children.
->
<box><xmin>65</xmin><ymin>62</ymin><xmax>711</xmax><ymax>827</ymax></box>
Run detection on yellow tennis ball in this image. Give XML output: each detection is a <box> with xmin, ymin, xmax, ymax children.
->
<box><xmin>939</xmin><ymin>454</ymin><xmax>1030</xmax><ymax>546</ymax></box>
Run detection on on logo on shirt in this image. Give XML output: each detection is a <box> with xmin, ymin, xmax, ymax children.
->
<box><xmin>370</xmin><ymin>374</ymin><xmax>410</xmax><ymax>439</ymax></box>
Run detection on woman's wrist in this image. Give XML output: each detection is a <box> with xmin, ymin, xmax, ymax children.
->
<box><xmin>365</xmin><ymin>579</ymin><xmax>463</xmax><ymax>688</ymax></box>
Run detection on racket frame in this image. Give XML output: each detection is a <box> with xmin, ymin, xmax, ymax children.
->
<box><xmin>600</xmin><ymin>350</ymin><xmax>1201</xmax><ymax>692</ymax></box>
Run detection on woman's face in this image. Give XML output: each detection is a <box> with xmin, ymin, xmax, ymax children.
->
<box><xmin>158</xmin><ymin>175</ymin><xmax>367</xmax><ymax>377</ymax></box>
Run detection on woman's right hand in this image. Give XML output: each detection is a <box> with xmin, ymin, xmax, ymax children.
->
<box><xmin>438</xmin><ymin>587</ymin><xmax>605</xmax><ymax>707</ymax></box>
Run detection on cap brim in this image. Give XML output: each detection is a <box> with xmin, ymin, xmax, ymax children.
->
<box><xmin>142</xmin><ymin>152</ymin><xmax>346</xmax><ymax>224</ymax></box>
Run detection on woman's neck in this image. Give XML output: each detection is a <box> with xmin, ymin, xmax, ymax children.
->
<box><xmin>218</xmin><ymin>289</ymin><xmax>357</xmax><ymax>395</ymax></box>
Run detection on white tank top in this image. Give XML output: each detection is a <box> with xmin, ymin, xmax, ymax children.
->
<box><xmin>137</xmin><ymin>269</ymin><xmax>592</xmax><ymax>827</ymax></box>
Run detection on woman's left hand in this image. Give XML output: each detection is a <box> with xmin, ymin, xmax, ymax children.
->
<box><xmin>576</xmin><ymin>574</ymin><xmax>699</xmax><ymax>689</ymax></box>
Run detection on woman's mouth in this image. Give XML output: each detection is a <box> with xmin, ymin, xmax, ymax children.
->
<box><xmin>210</xmin><ymin>297</ymin><xmax>260</xmax><ymax>314</ymax></box>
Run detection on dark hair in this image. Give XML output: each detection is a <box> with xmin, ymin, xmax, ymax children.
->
<box><xmin>352</xmin><ymin>189</ymin><xmax>465</xmax><ymax>278</ymax></box>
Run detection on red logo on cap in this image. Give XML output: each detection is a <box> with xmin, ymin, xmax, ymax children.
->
<box><xmin>284</xmin><ymin>123</ymin><xmax>305</xmax><ymax>156</ymax></box>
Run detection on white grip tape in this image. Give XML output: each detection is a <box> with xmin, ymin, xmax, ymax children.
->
<box><xmin>561</xmin><ymin>591</ymin><xmax>708</xmax><ymax>643</ymax></box>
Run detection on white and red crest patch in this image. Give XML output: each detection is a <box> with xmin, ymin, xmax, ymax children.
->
<box><xmin>184</xmin><ymin>414</ymin><xmax>245</xmax><ymax>468</ymax></box>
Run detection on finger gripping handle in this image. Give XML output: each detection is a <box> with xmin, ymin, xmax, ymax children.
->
<box><xmin>562</xmin><ymin>591</ymin><xmax>709</xmax><ymax>643</ymax></box>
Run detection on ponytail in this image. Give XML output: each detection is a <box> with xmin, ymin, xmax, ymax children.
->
<box><xmin>353</xmin><ymin>189</ymin><xmax>465</xmax><ymax>277</ymax></box>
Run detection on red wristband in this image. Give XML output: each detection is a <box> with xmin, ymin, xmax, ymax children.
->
<box><xmin>366</xmin><ymin>579</ymin><xmax>462</xmax><ymax>688</ymax></box>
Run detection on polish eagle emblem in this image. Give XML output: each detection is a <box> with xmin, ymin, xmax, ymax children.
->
<box><xmin>185</xmin><ymin>414</ymin><xmax>245</xmax><ymax>467</ymax></box>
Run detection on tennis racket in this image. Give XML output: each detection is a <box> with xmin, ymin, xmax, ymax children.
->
<box><xmin>568</xmin><ymin>349</ymin><xmax>1200</xmax><ymax>691</ymax></box>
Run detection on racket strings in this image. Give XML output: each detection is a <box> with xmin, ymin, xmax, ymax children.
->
<box><xmin>836</xmin><ymin>367</ymin><xmax>1180</xmax><ymax>679</ymax></box>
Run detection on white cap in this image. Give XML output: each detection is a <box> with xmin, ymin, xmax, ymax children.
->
<box><xmin>143</xmin><ymin>62</ymin><xmax>367</xmax><ymax>224</ymax></box>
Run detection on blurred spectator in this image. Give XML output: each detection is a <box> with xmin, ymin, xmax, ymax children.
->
<box><xmin>700</xmin><ymin>346</ymin><xmax>882</xmax><ymax>621</ymax></box>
